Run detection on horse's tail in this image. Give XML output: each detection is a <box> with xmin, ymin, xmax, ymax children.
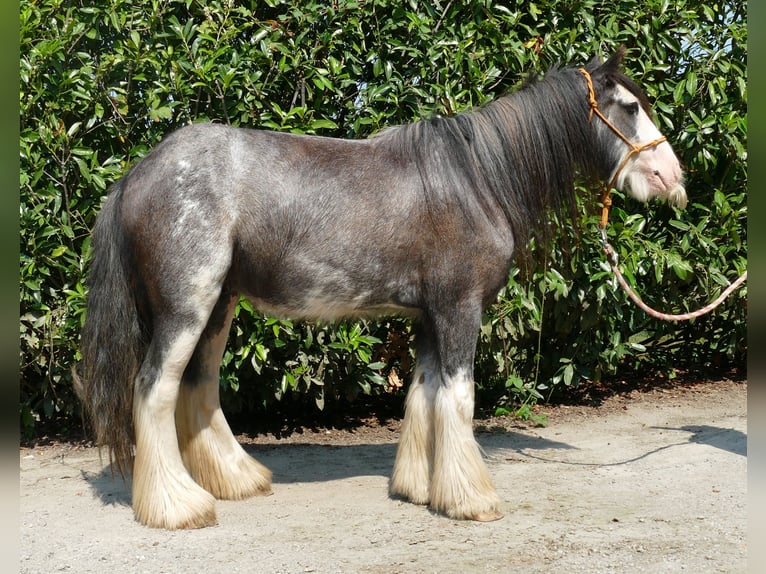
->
<box><xmin>73</xmin><ymin>179</ymin><xmax>148</xmax><ymax>477</ymax></box>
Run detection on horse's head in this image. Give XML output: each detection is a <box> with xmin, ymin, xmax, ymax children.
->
<box><xmin>584</xmin><ymin>47</ymin><xmax>687</xmax><ymax>209</ymax></box>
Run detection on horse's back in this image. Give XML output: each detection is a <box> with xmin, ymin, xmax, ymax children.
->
<box><xmin>119</xmin><ymin>122</ymin><xmax>415</xmax><ymax>224</ymax></box>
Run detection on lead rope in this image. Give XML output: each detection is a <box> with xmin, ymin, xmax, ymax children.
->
<box><xmin>578</xmin><ymin>68</ymin><xmax>747</xmax><ymax>321</ymax></box>
<box><xmin>599</xmin><ymin>228</ymin><xmax>747</xmax><ymax>321</ymax></box>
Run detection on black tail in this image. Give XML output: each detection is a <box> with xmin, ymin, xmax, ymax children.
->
<box><xmin>73</xmin><ymin>180</ymin><xmax>149</xmax><ymax>477</ymax></box>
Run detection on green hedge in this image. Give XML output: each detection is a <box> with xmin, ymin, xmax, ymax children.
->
<box><xmin>20</xmin><ymin>0</ymin><xmax>746</xmax><ymax>433</ymax></box>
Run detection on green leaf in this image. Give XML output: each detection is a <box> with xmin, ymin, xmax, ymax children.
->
<box><xmin>310</xmin><ymin>118</ymin><xmax>338</xmax><ymax>130</ymax></box>
<box><xmin>563</xmin><ymin>364</ymin><xmax>574</xmax><ymax>386</ymax></box>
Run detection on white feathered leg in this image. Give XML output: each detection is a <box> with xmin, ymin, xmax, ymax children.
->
<box><xmin>132</xmin><ymin>330</ymin><xmax>217</xmax><ymax>529</ymax></box>
<box><xmin>429</xmin><ymin>368</ymin><xmax>502</xmax><ymax>522</ymax></box>
<box><xmin>389</xmin><ymin>349</ymin><xmax>438</xmax><ymax>505</ymax></box>
<box><xmin>175</xmin><ymin>297</ymin><xmax>272</xmax><ymax>500</ymax></box>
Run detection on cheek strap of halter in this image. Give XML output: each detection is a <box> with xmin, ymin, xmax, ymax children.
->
<box><xmin>577</xmin><ymin>68</ymin><xmax>667</xmax><ymax>229</ymax></box>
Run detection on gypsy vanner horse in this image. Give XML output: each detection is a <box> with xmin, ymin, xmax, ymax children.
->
<box><xmin>74</xmin><ymin>48</ymin><xmax>687</xmax><ymax>529</ymax></box>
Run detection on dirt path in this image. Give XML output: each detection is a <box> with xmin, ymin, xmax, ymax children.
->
<box><xmin>20</xmin><ymin>380</ymin><xmax>746</xmax><ymax>573</ymax></box>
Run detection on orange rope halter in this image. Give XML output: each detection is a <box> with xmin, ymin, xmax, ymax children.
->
<box><xmin>578</xmin><ymin>67</ymin><xmax>746</xmax><ymax>321</ymax></box>
<box><xmin>578</xmin><ymin>68</ymin><xmax>667</xmax><ymax>229</ymax></box>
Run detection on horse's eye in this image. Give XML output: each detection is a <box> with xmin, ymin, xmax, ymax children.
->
<box><xmin>623</xmin><ymin>102</ymin><xmax>639</xmax><ymax>116</ymax></box>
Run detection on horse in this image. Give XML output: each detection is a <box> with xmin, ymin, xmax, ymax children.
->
<box><xmin>73</xmin><ymin>47</ymin><xmax>687</xmax><ymax>529</ymax></box>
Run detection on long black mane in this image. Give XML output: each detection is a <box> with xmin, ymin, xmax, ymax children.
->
<box><xmin>375</xmin><ymin>64</ymin><xmax>616</xmax><ymax>263</ymax></box>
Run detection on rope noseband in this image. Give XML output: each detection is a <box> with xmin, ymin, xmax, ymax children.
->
<box><xmin>578</xmin><ymin>67</ymin><xmax>746</xmax><ymax>321</ymax></box>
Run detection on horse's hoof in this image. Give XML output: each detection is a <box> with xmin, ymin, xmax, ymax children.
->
<box><xmin>473</xmin><ymin>509</ymin><xmax>504</xmax><ymax>522</ymax></box>
<box><xmin>132</xmin><ymin>477</ymin><xmax>219</xmax><ymax>530</ymax></box>
<box><xmin>136</xmin><ymin>503</ymin><xmax>218</xmax><ymax>530</ymax></box>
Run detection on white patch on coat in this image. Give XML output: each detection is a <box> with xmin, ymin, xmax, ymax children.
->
<box><xmin>175</xmin><ymin>159</ymin><xmax>191</xmax><ymax>185</ymax></box>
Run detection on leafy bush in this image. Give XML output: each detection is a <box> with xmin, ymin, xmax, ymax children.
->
<box><xmin>20</xmin><ymin>0</ymin><xmax>746</xmax><ymax>434</ymax></box>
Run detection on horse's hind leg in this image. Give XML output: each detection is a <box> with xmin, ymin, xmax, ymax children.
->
<box><xmin>132</xmin><ymin>323</ymin><xmax>218</xmax><ymax>529</ymax></box>
<box><xmin>175</xmin><ymin>292</ymin><xmax>272</xmax><ymax>500</ymax></box>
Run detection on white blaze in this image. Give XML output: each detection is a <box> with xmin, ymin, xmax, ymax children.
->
<box><xmin>610</xmin><ymin>85</ymin><xmax>687</xmax><ymax>209</ymax></box>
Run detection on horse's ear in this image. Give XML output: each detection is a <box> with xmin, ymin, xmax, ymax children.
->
<box><xmin>584</xmin><ymin>54</ymin><xmax>603</xmax><ymax>73</ymax></box>
<box><xmin>601</xmin><ymin>45</ymin><xmax>627</xmax><ymax>74</ymax></box>
<box><xmin>584</xmin><ymin>45</ymin><xmax>627</xmax><ymax>75</ymax></box>
<box><xmin>586</xmin><ymin>45</ymin><xmax>626</xmax><ymax>87</ymax></box>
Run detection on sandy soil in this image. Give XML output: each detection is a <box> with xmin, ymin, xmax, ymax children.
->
<box><xmin>20</xmin><ymin>379</ymin><xmax>746</xmax><ymax>573</ymax></box>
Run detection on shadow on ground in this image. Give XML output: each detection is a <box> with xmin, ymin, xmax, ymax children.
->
<box><xmin>82</xmin><ymin>429</ymin><xmax>579</xmax><ymax>506</ymax></box>
<box><xmin>655</xmin><ymin>424</ymin><xmax>747</xmax><ymax>456</ymax></box>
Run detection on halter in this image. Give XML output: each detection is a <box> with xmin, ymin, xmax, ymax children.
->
<box><xmin>578</xmin><ymin>67</ymin><xmax>746</xmax><ymax>321</ymax></box>
<box><xmin>578</xmin><ymin>68</ymin><xmax>667</xmax><ymax>229</ymax></box>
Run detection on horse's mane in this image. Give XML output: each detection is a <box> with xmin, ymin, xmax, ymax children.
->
<box><xmin>374</xmin><ymin>63</ymin><xmax>630</xmax><ymax>264</ymax></box>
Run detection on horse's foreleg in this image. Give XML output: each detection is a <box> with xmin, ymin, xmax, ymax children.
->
<box><xmin>429</xmin><ymin>307</ymin><xmax>503</xmax><ymax>522</ymax></box>
<box><xmin>175</xmin><ymin>295</ymin><xmax>272</xmax><ymax>501</ymax></box>
<box><xmin>430</xmin><ymin>367</ymin><xmax>502</xmax><ymax>521</ymax></box>
<box><xmin>389</xmin><ymin>338</ymin><xmax>438</xmax><ymax>505</ymax></box>
<box><xmin>132</xmin><ymin>330</ymin><xmax>217</xmax><ymax>529</ymax></box>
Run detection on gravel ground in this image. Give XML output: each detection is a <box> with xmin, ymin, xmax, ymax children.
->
<box><xmin>20</xmin><ymin>379</ymin><xmax>746</xmax><ymax>573</ymax></box>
